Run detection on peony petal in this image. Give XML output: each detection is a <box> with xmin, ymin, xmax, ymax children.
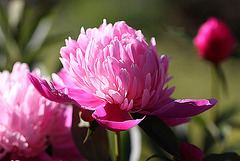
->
<box><xmin>30</xmin><ymin>153</ymin><xmax>53</xmax><ymax>161</ymax></box>
<box><xmin>27</xmin><ymin>73</ymin><xmax>79</xmax><ymax>106</ymax></box>
<box><xmin>8</xmin><ymin>153</ymin><xmax>53</xmax><ymax>161</ymax></box>
<box><xmin>153</xmin><ymin>99</ymin><xmax>217</xmax><ymax>118</ymax></box>
<box><xmin>92</xmin><ymin>103</ymin><xmax>144</xmax><ymax>132</ymax></box>
<box><xmin>68</xmin><ymin>88</ymin><xmax>106</xmax><ymax>110</ymax></box>
<box><xmin>52</xmin><ymin>68</ymin><xmax>78</xmax><ymax>90</ymax></box>
<box><xmin>161</xmin><ymin>117</ymin><xmax>191</xmax><ymax>127</ymax></box>
<box><xmin>179</xmin><ymin>142</ymin><xmax>205</xmax><ymax>161</ymax></box>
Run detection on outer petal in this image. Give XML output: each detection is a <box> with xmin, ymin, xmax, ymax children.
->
<box><xmin>161</xmin><ymin>117</ymin><xmax>191</xmax><ymax>127</ymax></box>
<box><xmin>27</xmin><ymin>73</ymin><xmax>79</xmax><ymax>105</ymax></box>
<box><xmin>153</xmin><ymin>99</ymin><xmax>217</xmax><ymax>118</ymax></box>
<box><xmin>92</xmin><ymin>103</ymin><xmax>144</xmax><ymax>132</ymax></box>
<box><xmin>28</xmin><ymin>70</ymin><xmax>106</xmax><ymax>110</ymax></box>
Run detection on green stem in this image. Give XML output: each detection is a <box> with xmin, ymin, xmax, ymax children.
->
<box><xmin>115</xmin><ymin>132</ymin><xmax>121</xmax><ymax>161</ymax></box>
<box><xmin>210</xmin><ymin>63</ymin><xmax>220</xmax><ymax>123</ymax></box>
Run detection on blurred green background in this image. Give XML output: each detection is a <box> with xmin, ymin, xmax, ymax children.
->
<box><xmin>1</xmin><ymin>0</ymin><xmax>240</xmax><ymax>160</ymax></box>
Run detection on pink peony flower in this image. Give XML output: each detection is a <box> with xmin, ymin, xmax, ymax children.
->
<box><xmin>28</xmin><ymin>19</ymin><xmax>217</xmax><ymax>132</ymax></box>
<box><xmin>193</xmin><ymin>17</ymin><xmax>236</xmax><ymax>64</ymax></box>
<box><xmin>0</xmin><ymin>62</ymin><xmax>85</xmax><ymax>161</ymax></box>
<box><xmin>174</xmin><ymin>143</ymin><xmax>205</xmax><ymax>161</ymax></box>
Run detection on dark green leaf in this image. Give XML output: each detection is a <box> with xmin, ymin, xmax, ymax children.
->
<box><xmin>216</xmin><ymin>106</ymin><xmax>239</xmax><ymax>126</ymax></box>
<box><xmin>131</xmin><ymin>113</ymin><xmax>182</xmax><ymax>161</ymax></box>
<box><xmin>202</xmin><ymin>152</ymin><xmax>240</xmax><ymax>161</ymax></box>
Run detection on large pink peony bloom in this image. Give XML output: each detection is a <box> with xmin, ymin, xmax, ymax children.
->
<box><xmin>29</xmin><ymin>20</ymin><xmax>217</xmax><ymax>132</ymax></box>
<box><xmin>193</xmin><ymin>17</ymin><xmax>235</xmax><ymax>64</ymax></box>
<box><xmin>0</xmin><ymin>62</ymin><xmax>85</xmax><ymax>161</ymax></box>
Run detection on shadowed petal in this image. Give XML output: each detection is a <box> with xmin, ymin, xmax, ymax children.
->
<box><xmin>154</xmin><ymin>99</ymin><xmax>217</xmax><ymax>118</ymax></box>
<box><xmin>29</xmin><ymin>72</ymin><xmax>106</xmax><ymax>110</ymax></box>
<box><xmin>6</xmin><ymin>153</ymin><xmax>53</xmax><ymax>161</ymax></box>
<box><xmin>52</xmin><ymin>132</ymin><xmax>86</xmax><ymax>161</ymax></box>
<box><xmin>179</xmin><ymin>143</ymin><xmax>205</xmax><ymax>161</ymax></box>
<box><xmin>29</xmin><ymin>153</ymin><xmax>52</xmax><ymax>161</ymax></box>
<box><xmin>161</xmin><ymin>117</ymin><xmax>191</xmax><ymax>127</ymax></box>
<box><xmin>92</xmin><ymin>103</ymin><xmax>144</xmax><ymax>132</ymax></box>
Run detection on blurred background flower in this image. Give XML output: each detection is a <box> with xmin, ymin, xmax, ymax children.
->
<box><xmin>0</xmin><ymin>62</ymin><xmax>84</xmax><ymax>161</ymax></box>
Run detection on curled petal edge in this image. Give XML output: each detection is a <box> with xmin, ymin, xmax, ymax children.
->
<box><xmin>92</xmin><ymin>104</ymin><xmax>145</xmax><ymax>132</ymax></box>
<box><xmin>153</xmin><ymin>99</ymin><xmax>218</xmax><ymax>118</ymax></box>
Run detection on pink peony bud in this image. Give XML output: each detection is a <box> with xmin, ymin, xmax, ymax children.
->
<box><xmin>193</xmin><ymin>17</ymin><xmax>236</xmax><ymax>64</ymax></box>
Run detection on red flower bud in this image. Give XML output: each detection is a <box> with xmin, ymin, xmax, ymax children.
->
<box><xmin>193</xmin><ymin>17</ymin><xmax>235</xmax><ymax>64</ymax></box>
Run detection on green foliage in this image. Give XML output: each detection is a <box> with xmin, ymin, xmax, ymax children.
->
<box><xmin>71</xmin><ymin>106</ymin><xmax>111</xmax><ymax>161</ymax></box>
<box><xmin>0</xmin><ymin>0</ymin><xmax>62</xmax><ymax>71</ymax></box>
<box><xmin>203</xmin><ymin>152</ymin><xmax>240</xmax><ymax>161</ymax></box>
<box><xmin>132</xmin><ymin>114</ymin><xmax>182</xmax><ymax>161</ymax></box>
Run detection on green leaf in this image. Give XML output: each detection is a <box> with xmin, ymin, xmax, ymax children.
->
<box><xmin>131</xmin><ymin>113</ymin><xmax>182</xmax><ymax>161</ymax></box>
<box><xmin>193</xmin><ymin>116</ymin><xmax>221</xmax><ymax>153</ymax></box>
<box><xmin>202</xmin><ymin>152</ymin><xmax>240</xmax><ymax>161</ymax></box>
<box><xmin>216</xmin><ymin>106</ymin><xmax>239</xmax><ymax>126</ymax></box>
<box><xmin>71</xmin><ymin>106</ymin><xmax>111</xmax><ymax>161</ymax></box>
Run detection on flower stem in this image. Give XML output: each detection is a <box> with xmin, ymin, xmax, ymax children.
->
<box><xmin>210</xmin><ymin>63</ymin><xmax>220</xmax><ymax>123</ymax></box>
<box><xmin>115</xmin><ymin>132</ymin><xmax>121</xmax><ymax>161</ymax></box>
